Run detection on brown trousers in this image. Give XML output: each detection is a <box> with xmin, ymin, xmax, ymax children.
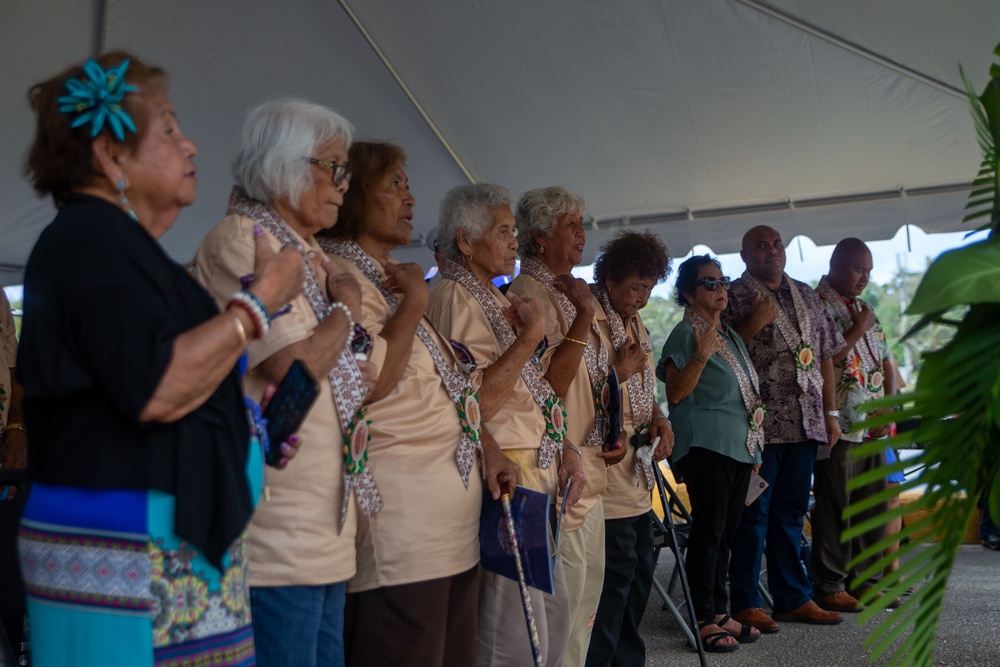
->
<box><xmin>811</xmin><ymin>439</ymin><xmax>887</xmax><ymax>594</ymax></box>
<box><xmin>345</xmin><ymin>565</ymin><xmax>478</xmax><ymax>667</ymax></box>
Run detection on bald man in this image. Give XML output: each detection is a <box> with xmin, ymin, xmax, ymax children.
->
<box><xmin>722</xmin><ymin>226</ymin><xmax>846</xmax><ymax>631</ymax></box>
<box><xmin>811</xmin><ymin>238</ymin><xmax>896</xmax><ymax>611</ymax></box>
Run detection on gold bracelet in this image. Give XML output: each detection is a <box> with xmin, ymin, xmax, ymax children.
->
<box><xmin>230</xmin><ymin>313</ymin><xmax>248</xmax><ymax>347</ymax></box>
<box><xmin>563</xmin><ymin>336</ymin><xmax>588</xmax><ymax>347</ymax></box>
<box><xmin>5</xmin><ymin>422</ymin><xmax>26</xmax><ymax>433</ymax></box>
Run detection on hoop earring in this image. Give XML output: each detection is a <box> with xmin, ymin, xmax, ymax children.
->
<box><xmin>118</xmin><ymin>180</ymin><xmax>139</xmax><ymax>222</ymax></box>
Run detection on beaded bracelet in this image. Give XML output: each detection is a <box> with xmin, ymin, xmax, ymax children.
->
<box><xmin>227</xmin><ymin>290</ymin><xmax>271</xmax><ymax>339</ymax></box>
<box><xmin>227</xmin><ymin>299</ymin><xmax>265</xmax><ymax>339</ymax></box>
<box><xmin>330</xmin><ymin>301</ymin><xmax>354</xmax><ymax>330</ymax></box>
<box><xmin>243</xmin><ymin>291</ymin><xmax>272</xmax><ymax>327</ymax></box>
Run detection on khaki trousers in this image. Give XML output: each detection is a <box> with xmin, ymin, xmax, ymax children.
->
<box><xmin>561</xmin><ymin>498</ymin><xmax>606</xmax><ymax>667</ymax></box>
<box><xmin>476</xmin><ymin>555</ymin><xmax>571</xmax><ymax>667</ymax></box>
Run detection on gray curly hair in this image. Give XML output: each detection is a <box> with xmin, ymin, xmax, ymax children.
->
<box><xmin>438</xmin><ymin>183</ymin><xmax>514</xmax><ymax>261</ymax></box>
<box><xmin>514</xmin><ymin>186</ymin><xmax>586</xmax><ymax>258</ymax></box>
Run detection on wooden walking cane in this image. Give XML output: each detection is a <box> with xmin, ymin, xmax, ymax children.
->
<box><xmin>498</xmin><ymin>474</ymin><xmax>544</xmax><ymax>667</ymax></box>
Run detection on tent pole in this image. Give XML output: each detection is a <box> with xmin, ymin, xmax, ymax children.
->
<box><xmin>337</xmin><ymin>0</ymin><xmax>477</xmax><ymax>184</ymax></box>
<box><xmin>735</xmin><ymin>0</ymin><xmax>965</xmax><ymax>99</ymax></box>
<box><xmin>91</xmin><ymin>0</ymin><xmax>107</xmax><ymax>55</ymax></box>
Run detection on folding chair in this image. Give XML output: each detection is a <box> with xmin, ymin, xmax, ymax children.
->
<box><xmin>649</xmin><ymin>462</ymin><xmax>707</xmax><ymax>667</ymax></box>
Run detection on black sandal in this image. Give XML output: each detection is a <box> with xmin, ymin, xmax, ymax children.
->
<box><xmin>718</xmin><ymin>614</ymin><xmax>761</xmax><ymax>644</ymax></box>
<box><xmin>697</xmin><ymin>620</ymin><xmax>740</xmax><ymax>653</ymax></box>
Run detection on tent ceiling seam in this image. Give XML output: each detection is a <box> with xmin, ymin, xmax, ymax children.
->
<box><xmin>337</xmin><ymin>0</ymin><xmax>477</xmax><ymax>184</ymax></box>
<box><xmin>92</xmin><ymin>0</ymin><xmax>107</xmax><ymax>55</ymax></box>
<box><xmin>734</xmin><ymin>0</ymin><xmax>965</xmax><ymax>99</ymax></box>
<box><xmin>593</xmin><ymin>181</ymin><xmax>972</xmax><ymax>229</ymax></box>
<box><xmin>392</xmin><ymin>180</ymin><xmax>972</xmax><ymax>250</ymax></box>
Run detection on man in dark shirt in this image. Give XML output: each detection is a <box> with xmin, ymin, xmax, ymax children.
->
<box><xmin>723</xmin><ymin>226</ymin><xmax>846</xmax><ymax>632</ymax></box>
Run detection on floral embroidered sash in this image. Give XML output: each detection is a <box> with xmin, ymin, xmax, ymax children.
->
<box><xmin>227</xmin><ymin>187</ymin><xmax>382</xmax><ymax>528</ymax></box>
<box><xmin>319</xmin><ymin>238</ymin><xmax>481</xmax><ymax>484</ymax></box>
<box><xmin>519</xmin><ymin>257</ymin><xmax>609</xmax><ymax>447</ymax></box>
<box><xmin>815</xmin><ymin>277</ymin><xmax>885</xmax><ymax>398</ymax></box>
<box><xmin>683</xmin><ymin>307</ymin><xmax>765</xmax><ymax>455</ymax></box>
<box><xmin>441</xmin><ymin>259</ymin><xmax>565</xmax><ymax>468</ymax></box>
<box><xmin>741</xmin><ymin>270</ymin><xmax>824</xmax><ymax>405</ymax></box>
<box><xmin>591</xmin><ymin>284</ymin><xmax>655</xmax><ymax>489</ymax></box>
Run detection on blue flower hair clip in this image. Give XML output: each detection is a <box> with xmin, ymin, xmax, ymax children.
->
<box><xmin>58</xmin><ymin>58</ymin><xmax>139</xmax><ymax>141</ymax></box>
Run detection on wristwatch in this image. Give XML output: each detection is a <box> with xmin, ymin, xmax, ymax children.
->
<box><xmin>824</xmin><ymin>410</ymin><xmax>840</xmax><ymax>417</ymax></box>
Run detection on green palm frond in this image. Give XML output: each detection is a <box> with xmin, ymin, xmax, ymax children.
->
<box><xmin>960</xmin><ymin>59</ymin><xmax>999</xmax><ymax>230</ymax></box>
<box><xmin>845</xmin><ymin>302</ymin><xmax>1000</xmax><ymax>665</ymax></box>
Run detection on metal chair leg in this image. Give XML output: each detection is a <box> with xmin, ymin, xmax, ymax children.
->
<box><xmin>650</xmin><ymin>465</ymin><xmax>707</xmax><ymax>667</ymax></box>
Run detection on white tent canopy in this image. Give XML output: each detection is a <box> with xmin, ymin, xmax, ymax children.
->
<box><xmin>1</xmin><ymin>0</ymin><xmax>995</xmax><ymax>286</ymax></box>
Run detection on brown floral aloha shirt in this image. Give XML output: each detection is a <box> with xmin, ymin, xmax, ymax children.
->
<box><xmin>722</xmin><ymin>276</ymin><xmax>845</xmax><ymax>445</ymax></box>
<box><xmin>815</xmin><ymin>284</ymin><xmax>893</xmax><ymax>443</ymax></box>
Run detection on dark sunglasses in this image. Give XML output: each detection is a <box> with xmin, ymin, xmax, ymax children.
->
<box><xmin>304</xmin><ymin>157</ymin><xmax>351</xmax><ymax>185</ymax></box>
<box><xmin>696</xmin><ymin>276</ymin><xmax>731</xmax><ymax>291</ymax></box>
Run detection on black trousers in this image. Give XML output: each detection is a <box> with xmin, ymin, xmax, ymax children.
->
<box><xmin>675</xmin><ymin>447</ymin><xmax>753</xmax><ymax>621</ymax></box>
<box><xmin>585</xmin><ymin>512</ymin><xmax>655</xmax><ymax>667</ymax></box>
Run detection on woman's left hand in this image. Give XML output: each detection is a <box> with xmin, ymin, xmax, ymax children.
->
<box><xmin>650</xmin><ymin>416</ymin><xmax>675</xmax><ymax>461</ymax></box>
<box><xmin>559</xmin><ymin>443</ymin><xmax>587</xmax><ymax>508</ymax></box>
<box><xmin>259</xmin><ymin>382</ymin><xmax>304</xmax><ymax>469</ymax></box>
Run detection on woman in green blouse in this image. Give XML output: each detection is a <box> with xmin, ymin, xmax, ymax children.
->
<box><xmin>656</xmin><ymin>255</ymin><xmax>765</xmax><ymax>653</ymax></box>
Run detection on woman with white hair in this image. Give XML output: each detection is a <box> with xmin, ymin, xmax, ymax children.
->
<box><xmin>193</xmin><ymin>98</ymin><xmax>376</xmax><ymax>667</ymax></box>
<box><xmin>426</xmin><ymin>183</ymin><xmax>586</xmax><ymax>667</ymax></box>
<box><xmin>509</xmin><ymin>186</ymin><xmax>627</xmax><ymax>667</ymax></box>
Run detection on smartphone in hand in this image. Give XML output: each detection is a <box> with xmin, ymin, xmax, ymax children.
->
<box><xmin>262</xmin><ymin>359</ymin><xmax>320</xmax><ymax>465</ymax></box>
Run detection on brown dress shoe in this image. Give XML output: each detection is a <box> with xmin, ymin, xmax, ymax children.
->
<box><xmin>772</xmin><ymin>600</ymin><xmax>844</xmax><ymax>625</ymax></box>
<box><xmin>731</xmin><ymin>607</ymin><xmax>780</xmax><ymax>634</ymax></box>
<box><xmin>815</xmin><ymin>591</ymin><xmax>863</xmax><ymax>613</ymax></box>
<box><xmin>851</xmin><ymin>586</ymin><xmax>903</xmax><ymax>609</ymax></box>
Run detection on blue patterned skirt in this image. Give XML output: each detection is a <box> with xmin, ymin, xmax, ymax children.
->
<box><xmin>18</xmin><ymin>447</ymin><xmax>262</xmax><ymax>667</ymax></box>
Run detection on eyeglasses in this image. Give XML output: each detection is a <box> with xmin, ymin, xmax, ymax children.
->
<box><xmin>304</xmin><ymin>157</ymin><xmax>351</xmax><ymax>185</ymax></box>
<box><xmin>696</xmin><ymin>276</ymin><xmax>731</xmax><ymax>291</ymax></box>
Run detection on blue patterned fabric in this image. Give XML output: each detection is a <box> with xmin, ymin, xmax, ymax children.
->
<box><xmin>19</xmin><ymin>433</ymin><xmax>263</xmax><ymax>667</ymax></box>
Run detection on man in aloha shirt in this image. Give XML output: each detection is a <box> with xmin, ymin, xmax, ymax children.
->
<box><xmin>811</xmin><ymin>238</ymin><xmax>896</xmax><ymax>612</ymax></box>
<box><xmin>723</xmin><ymin>225</ymin><xmax>846</xmax><ymax>632</ymax></box>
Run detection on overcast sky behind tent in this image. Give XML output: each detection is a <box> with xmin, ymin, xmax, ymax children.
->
<box><xmin>3</xmin><ymin>226</ymin><xmax>985</xmax><ymax>310</ymax></box>
<box><xmin>570</xmin><ymin>226</ymin><xmax>986</xmax><ymax>301</ymax></box>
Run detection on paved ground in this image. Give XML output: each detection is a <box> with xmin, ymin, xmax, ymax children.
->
<box><xmin>642</xmin><ymin>544</ymin><xmax>1000</xmax><ymax>666</ymax></box>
